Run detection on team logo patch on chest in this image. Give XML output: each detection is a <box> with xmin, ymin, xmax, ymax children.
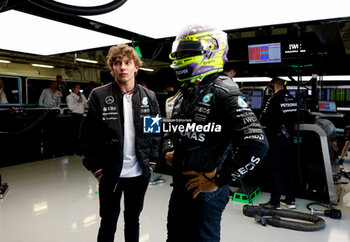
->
<box><xmin>142</xmin><ymin>97</ymin><xmax>149</xmax><ymax>106</ymax></box>
<box><xmin>105</xmin><ymin>96</ymin><xmax>114</xmax><ymax>104</ymax></box>
<box><xmin>202</xmin><ymin>93</ymin><xmax>214</xmax><ymax>103</ymax></box>
<box><xmin>238</xmin><ymin>96</ymin><xmax>248</xmax><ymax>108</ymax></box>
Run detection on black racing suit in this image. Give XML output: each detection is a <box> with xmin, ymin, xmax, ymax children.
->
<box><xmin>260</xmin><ymin>88</ymin><xmax>298</xmax><ymax>206</ymax></box>
<box><xmin>163</xmin><ymin>73</ymin><xmax>269</xmax><ymax>242</ymax></box>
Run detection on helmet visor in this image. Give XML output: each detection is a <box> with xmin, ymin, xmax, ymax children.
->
<box><xmin>170</xmin><ymin>40</ymin><xmax>207</xmax><ymax>60</ymax></box>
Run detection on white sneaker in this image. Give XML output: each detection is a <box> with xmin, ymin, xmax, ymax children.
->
<box><xmin>280</xmin><ymin>199</ymin><xmax>296</xmax><ymax>209</ymax></box>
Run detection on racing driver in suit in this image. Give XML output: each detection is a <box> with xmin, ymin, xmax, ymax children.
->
<box><xmin>163</xmin><ymin>25</ymin><xmax>269</xmax><ymax>242</ymax></box>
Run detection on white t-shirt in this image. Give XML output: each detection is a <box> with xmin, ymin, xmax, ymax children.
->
<box><xmin>165</xmin><ymin>90</ymin><xmax>181</xmax><ymax>119</ymax></box>
<box><xmin>120</xmin><ymin>92</ymin><xmax>143</xmax><ymax>178</ymax></box>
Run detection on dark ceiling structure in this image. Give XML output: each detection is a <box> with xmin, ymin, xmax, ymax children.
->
<box><xmin>1</xmin><ymin>0</ymin><xmax>350</xmax><ymax>80</ymax></box>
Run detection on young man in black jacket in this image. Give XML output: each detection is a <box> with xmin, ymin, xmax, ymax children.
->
<box><xmin>80</xmin><ymin>44</ymin><xmax>160</xmax><ymax>242</ymax></box>
<box><xmin>163</xmin><ymin>25</ymin><xmax>269</xmax><ymax>242</ymax></box>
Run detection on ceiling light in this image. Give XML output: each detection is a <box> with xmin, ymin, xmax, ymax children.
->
<box><xmin>234</xmin><ymin>75</ymin><xmax>350</xmax><ymax>83</ymax></box>
<box><xmin>139</xmin><ymin>67</ymin><xmax>154</xmax><ymax>72</ymax></box>
<box><xmin>279</xmin><ymin>76</ymin><xmax>314</xmax><ymax>82</ymax></box>
<box><xmin>88</xmin><ymin>0</ymin><xmax>350</xmax><ymax>39</ymax></box>
<box><xmin>31</xmin><ymin>63</ymin><xmax>54</xmax><ymax>68</ymax></box>
<box><xmin>0</xmin><ymin>10</ymin><xmax>129</xmax><ymax>55</ymax></box>
<box><xmin>76</xmin><ymin>58</ymin><xmax>98</xmax><ymax>64</ymax></box>
<box><xmin>0</xmin><ymin>60</ymin><xmax>11</xmax><ymax>63</ymax></box>
<box><xmin>320</xmin><ymin>75</ymin><xmax>350</xmax><ymax>81</ymax></box>
<box><xmin>234</xmin><ymin>77</ymin><xmax>272</xmax><ymax>82</ymax></box>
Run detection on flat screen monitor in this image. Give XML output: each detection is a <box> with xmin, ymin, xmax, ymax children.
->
<box><xmin>287</xmin><ymin>88</ymin><xmax>308</xmax><ymax>110</ymax></box>
<box><xmin>318</xmin><ymin>101</ymin><xmax>337</xmax><ymax>112</ymax></box>
<box><xmin>248</xmin><ymin>43</ymin><xmax>281</xmax><ymax>64</ymax></box>
<box><xmin>241</xmin><ymin>89</ymin><xmax>263</xmax><ymax>109</ymax></box>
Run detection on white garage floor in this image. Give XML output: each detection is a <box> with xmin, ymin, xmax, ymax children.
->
<box><xmin>0</xmin><ymin>155</ymin><xmax>350</xmax><ymax>242</ymax></box>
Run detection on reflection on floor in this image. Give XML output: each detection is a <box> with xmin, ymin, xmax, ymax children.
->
<box><xmin>0</xmin><ymin>155</ymin><xmax>350</xmax><ymax>242</ymax></box>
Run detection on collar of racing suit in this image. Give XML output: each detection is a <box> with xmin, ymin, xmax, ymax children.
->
<box><xmin>181</xmin><ymin>73</ymin><xmax>219</xmax><ymax>97</ymax></box>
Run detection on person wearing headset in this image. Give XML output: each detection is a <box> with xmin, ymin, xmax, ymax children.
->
<box><xmin>259</xmin><ymin>77</ymin><xmax>298</xmax><ymax>210</ymax></box>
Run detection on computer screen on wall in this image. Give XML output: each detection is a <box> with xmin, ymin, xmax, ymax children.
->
<box><xmin>288</xmin><ymin>88</ymin><xmax>308</xmax><ymax>110</ymax></box>
<box><xmin>241</xmin><ymin>89</ymin><xmax>263</xmax><ymax>109</ymax></box>
<box><xmin>248</xmin><ymin>43</ymin><xmax>281</xmax><ymax>64</ymax></box>
<box><xmin>318</xmin><ymin>101</ymin><xmax>337</xmax><ymax>112</ymax></box>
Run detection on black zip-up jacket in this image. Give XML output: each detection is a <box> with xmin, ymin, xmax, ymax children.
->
<box><xmin>162</xmin><ymin>74</ymin><xmax>269</xmax><ymax>187</ymax></box>
<box><xmin>260</xmin><ymin>89</ymin><xmax>297</xmax><ymax>138</ymax></box>
<box><xmin>80</xmin><ymin>81</ymin><xmax>161</xmax><ymax>190</ymax></box>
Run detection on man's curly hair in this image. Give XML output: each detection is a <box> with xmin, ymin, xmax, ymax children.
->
<box><xmin>106</xmin><ymin>44</ymin><xmax>143</xmax><ymax>77</ymax></box>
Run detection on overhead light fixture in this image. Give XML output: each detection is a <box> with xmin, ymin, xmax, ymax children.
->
<box><xmin>0</xmin><ymin>60</ymin><xmax>11</xmax><ymax>63</ymax></box>
<box><xmin>320</xmin><ymin>75</ymin><xmax>350</xmax><ymax>81</ymax></box>
<box><xmin>234</xmin><ymin>75</ymin><xmax>350</xmax><ymax>83</ymax></box>
<box><xmin>282</xmin><ymin>75</ymin><xmax>350</xmax><ymax>81</ymax></box>
<box><xmin>139</xmin><ymin>67</ymin><xmax>154</xmax><ymax>72</ymax></box>
<box><xmin>234</xmin><ymin>77</ymin><xmax>272</xmax><ymax>82</ymax></box>
<box><xmin>88</xmin><ymin>0</ymin><xmax>350</xmax><ymax>39</ymax></box>
<box><xmin>0</xmin><ymin>10</ymin><xmax>129</xmax><ymax>55</ymax></box>
<box><xmin>76</xmin><ymin>58</ymin><xmax>98</xmax><ymax>64</ymax></box>
<box><xmin>31</xmin><ymin>63</ymin><xmax>54</xmax><ymax>68</ymax></box>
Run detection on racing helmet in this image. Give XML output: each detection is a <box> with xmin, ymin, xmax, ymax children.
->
<box><xmin>169</xmin><ymin>25</ymin><xmax>228</xmax><ymax>83</ymax></box>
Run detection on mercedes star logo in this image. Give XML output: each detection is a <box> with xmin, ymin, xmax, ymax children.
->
<box><xmin>105</xmin><ymin>96</ymin><xmax>114</xmax><ymax>104</ymax></box>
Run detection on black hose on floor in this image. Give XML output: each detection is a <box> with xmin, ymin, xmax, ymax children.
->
<box><xmin>243</xmin><ymin>205</ymin><xmax>326</xmax><ymax>231</ymax></box>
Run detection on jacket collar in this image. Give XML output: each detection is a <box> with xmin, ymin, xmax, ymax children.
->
<box><xmin>112</xmin><ymin>80</ymin><xmax>139</xmax><ymax>95</ymax></box>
